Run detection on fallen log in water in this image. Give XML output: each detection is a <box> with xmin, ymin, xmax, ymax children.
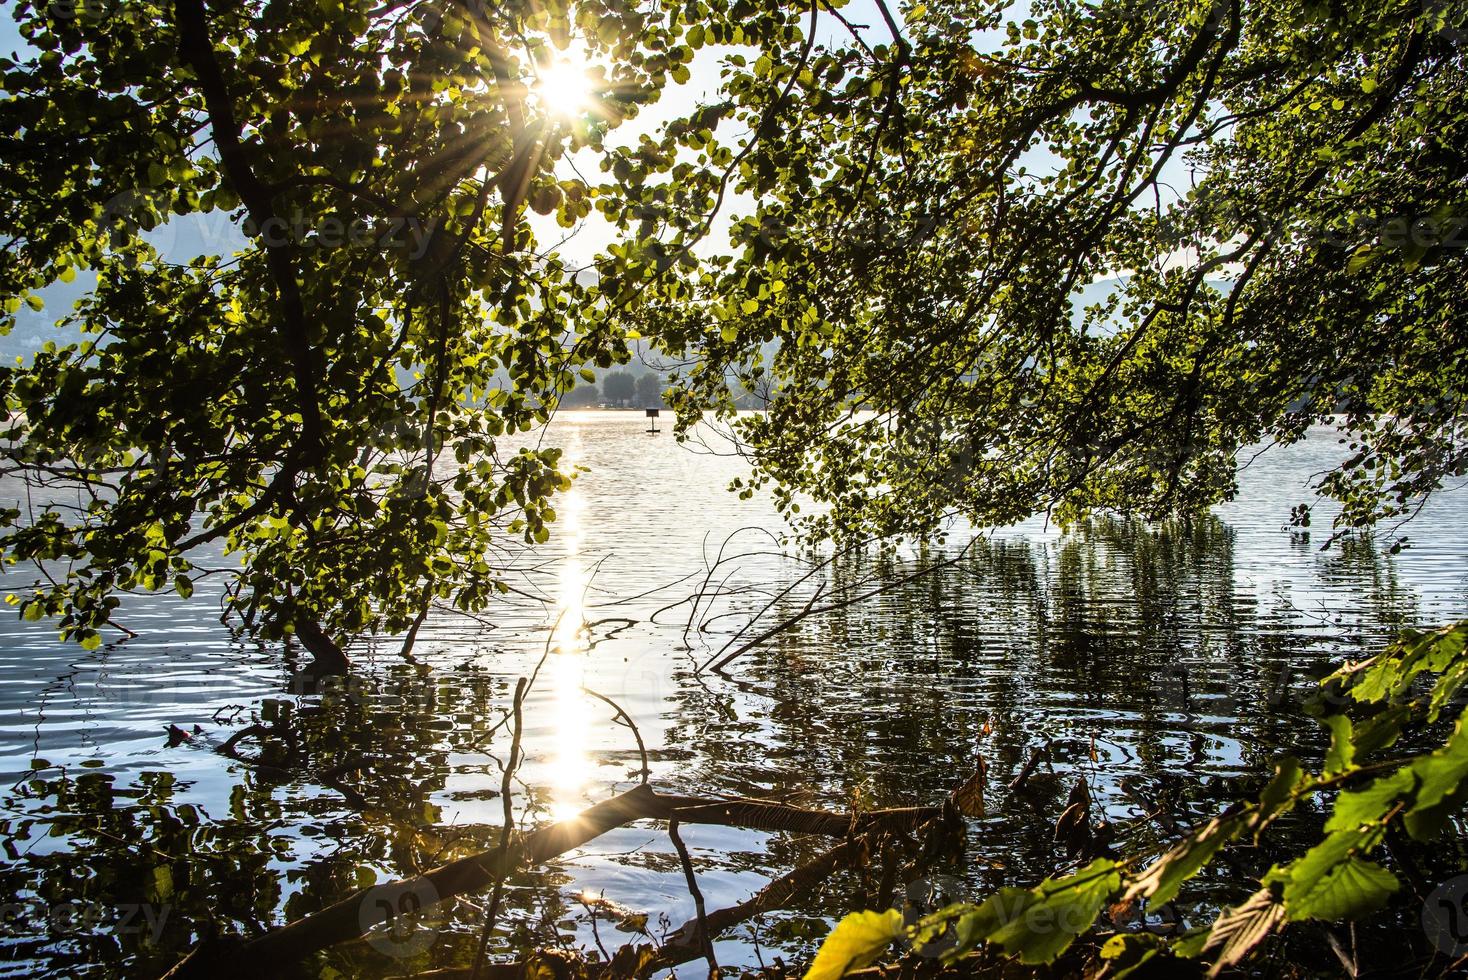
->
<box><xmin>400</xmin><ymin>792</ymin><xmax>968</xmax><ymax>980</ymax></box>
<box><xmin>158</xmin><ymin>786</ymin><xmax>944</xmax><ymax>979</ymax></box>
<box><xmin>386</xmin><ymin>802</ymin><xmax>963</xmax><ymax>980</ymax></box>
<box><xmin>659</xmin><ymin>794</ymin><xmax>938</xmax><ymax>838</ymax></box>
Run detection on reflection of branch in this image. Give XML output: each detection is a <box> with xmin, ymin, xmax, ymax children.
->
<box><xmin>471</xmin><ymin>675</ymin><xmax>526</xmax><ymax>980</ymax></box>
<box><xmin>216</xmin><ymin>724</ymin><xmax>295</xmax><ymax>780</ymax></box>
<box><xmin>582</xmin><ymin>687</ymin><xmax>649</xmax><ymax>783</ymax></box>
<box><xmin>705</xmin><ymin>540</ymin><xmax>977</xmax><ymax>673</ymax></box>
<box><xmin>668</xmin><ymin>819</ymin><xmax>718</xmax><ymax>977</ymax></box>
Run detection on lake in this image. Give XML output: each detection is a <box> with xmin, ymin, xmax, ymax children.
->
<box><xmin>1</xmin><ymin>413</ymin><xmax>1465</xmax><ymax>977</ymax></box>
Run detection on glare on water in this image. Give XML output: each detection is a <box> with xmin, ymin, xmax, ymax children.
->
<box><xmin>3</xmin><ymin>414</ymin><xmax>1468</xmax><ymax>977</ymax></box>
<box><xmin>548</xmin><ymin>428</ymin><xmax>591</xmax><ymax>821</ymax></box>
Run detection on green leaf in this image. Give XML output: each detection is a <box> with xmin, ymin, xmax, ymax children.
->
<box><xmin>1271</xmin><ymin>829</ymin><xmax>1398</xmax><ymax>921</ymax></box>
<box><xmin>1322</xmin><ymin>714</ymin><xmax>1356</xmax><ymax>775</ymax></box>
<box><xmin>1325</xmin><ymin>768</ymin><xmax>1415</xmax><ymax>834</ymax></box>
<box><xmin>803</xmin><ymin>910</ymin><xmax>904</xmax><ymax>980</ymax></box>
<box><xmin>1126</xmin><ymin>810</ymin><xmax>1243</xmax><ymax>907</ymax></box>
<box><xmin>1256</xmin><ymin>758</ymin><xmax>1305</xmax><ymax>823</ymax></box>
<box><xmin>1403</xmin><ymin>705</ymin><xmax>1468</xmax><ymax>839</ymax></box>
<box><xmin>152</xmin><ymin>864</ymin><xmax>174</xmax><ymax>901</ymax></box>
<box><xmin>967</xmin><ymin>859</ymin><xmax>1121</xmax><ymax>964</ymax></box>
<box><xmin>1288</xmin><ymin>857</ymin><xmax>1399</xmax><ymax>921</ymax></box>
<box><xmin>1099</xmin><ymin>933</ymin><xmax>1163</xmax><ymax>979</ymax></box>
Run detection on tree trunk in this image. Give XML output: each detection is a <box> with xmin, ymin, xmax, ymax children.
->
<box><xmin>294</xmin><ymin>618</ymin><xmax>350</xmax><ymax>674</ymax></box>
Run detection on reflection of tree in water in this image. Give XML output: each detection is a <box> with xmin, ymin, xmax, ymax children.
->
<box><xmin>660</xmin><ymin>516</ymin><xmax>1440</xmax><ymax>952</ymax></box>
<box><xmin>0</xmin><ymin>519</ymin><xmax>1447</xmax><ymax>976</ymax></box>
<box><xmin>0</xmin><ymin>663</ymin><xmax>585</xmax><ymax>976</ymax></box>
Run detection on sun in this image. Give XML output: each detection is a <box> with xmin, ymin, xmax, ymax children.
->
<box><xmin>535</xmin><ymin>57</ymin><xmax>594</xmax><ymax>117</ymax></box>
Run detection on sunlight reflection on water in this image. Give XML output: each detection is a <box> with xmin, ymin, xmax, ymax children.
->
<box><xmin>3</xmin><ymin>415</ymin><xmax>1468</xmax><ymax>977</ymax></box>
<box><xmin>549</xmin><ymin>427</ymin><xmax>591</xmax><ymax>821</ymax></box>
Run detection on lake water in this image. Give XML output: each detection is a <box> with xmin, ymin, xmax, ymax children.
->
<box><xmin>1</xmin><ymin>414</ymin><xmax>1465</xmax><ymax>977</ymax></box>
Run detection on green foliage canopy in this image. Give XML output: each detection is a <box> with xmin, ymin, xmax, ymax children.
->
<box><xmin>656</xmin><ymin>0</ymin><xmax>1468</xmax><ymax>542</ymax></box>
<box><xmin>0</xmin><ymin>0</ymin><xmax>743</xmax><ymax>655</ymax></box>
<box><xmin>4</xmin><ymin>0</ymin><xmax>1465</xmax><ymax>653</ymax></box>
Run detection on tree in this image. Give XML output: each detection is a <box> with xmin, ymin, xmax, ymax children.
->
<box><xmin>0</xmin><ymin>0</ymin><xmax>724</xmax><ymax>666</ymax></box>
<box><xmin>560</xmin><ymin>379</ymin><xmax>600</xmax><ymax>408</ymax></box>
<box><xmin>601</xmin><ymin>369</ymin><xmax>636</xmax><ymax>405</ymax></box>
<box><xmin>9</xmin><ymin>0</ymin><xmax>1461</xmax><ymax>666</ymax></box>
<box><xmin>654</xmin><ymin>0</ymin><xmax>1468</xmax><ymax>545</ymax></box>
<box><xmin>634</xmin><ymin>369</ymin><xmax>663</xmax><ymax>406</ymax></box>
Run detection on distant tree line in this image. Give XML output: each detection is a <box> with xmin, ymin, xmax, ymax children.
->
<box><xmin>560</xmin><ymin>369</ymin><xmax>665</xmax><ymax>409</ymax></box>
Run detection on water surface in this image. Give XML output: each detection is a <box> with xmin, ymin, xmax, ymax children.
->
<box><xmin>1</xmin><ymin>415</ymin><xmax>1464</xmax><ymax>977</ymax></box>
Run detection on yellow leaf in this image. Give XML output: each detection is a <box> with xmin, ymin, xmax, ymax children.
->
<box><xmin>804</xmin><ymin>910</ymin><xmax>904</xmax><ymax>980</ymax></box>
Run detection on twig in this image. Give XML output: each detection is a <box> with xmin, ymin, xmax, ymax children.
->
<box><xmin>707</xmin><ymin>541</ymin><xmax>977</xmax><ymax>673</ymax></box>
<box><xmin>582</xmin><ymin>687</ymin><xmax>650</xmax><ymax>783</ymax></box>
<box><xmin>669</xmin><ymin>819</ymin><xmax>719</xmax><ymax>978</ymax></box>
<box><xmin>1008</xmin><ymin>745</ymin><xmax>1047</xmax><ymax>794</ymax></box>
<box><xmin>579</xmin><ymin>892</ymin><xmax>611</xmax><ymax>961</ymax></box>
<box><xmin>472</xmin><ymin>676</ymin><xmax>527</xmax><ymax>980</ymax></box>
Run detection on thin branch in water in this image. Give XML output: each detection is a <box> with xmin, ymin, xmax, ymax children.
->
<box><xmin>668</xmin><ymin>818</ymin><xmax>719</xmax><ymax>979</ymax></box>
<box><xmin>399</xmin><ymin>600</ymin><xmax>430</xmax><ymax>662</ymax></box>
<box><xmin>582</xmin><ymin>686</ymin><xmax>649</xmax><ymax>784</ymax></box>
<box><xmin>471</xmin><ymin>675</ymin><xmax>527</xmax><ymax>980</ymax></box>
<box><xmin>706</xmin><ymin>541</ymin><xmax>977</xmax><ymax>673</ymax></box>
<box><xmin>578</xmin><ymin>891</ymin><xmax>611</xmax><ymax>961</ymax></box>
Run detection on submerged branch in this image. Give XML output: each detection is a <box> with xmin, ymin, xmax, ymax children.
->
<box><xmin>157</xmin><ymin>787</ymin><xmax>944</xmax><ymax>978</ymax></box>
<box><xmin>705</xmin><ymin>541</ymin><xmax>977</xmax><ymax>673</ymax></box>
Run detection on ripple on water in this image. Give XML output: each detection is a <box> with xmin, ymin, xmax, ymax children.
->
<box><xmin>0</xmin><ymin>418</ymin><xmax>1464</xmax><ymax>976</ymax></box>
